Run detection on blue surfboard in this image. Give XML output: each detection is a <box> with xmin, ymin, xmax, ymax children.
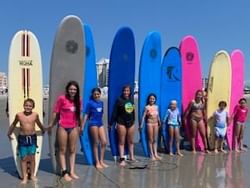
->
<box><xmin>108</xmin><ymin>27</ymin><xmax>135</xmax><ymax>160</ymax></box>
<box><xmin>160</xmin><ymin>47</ymin><xmax>182</xmax><ymax>153</ymax></box>
<box><xmin>79</xmin><ymin>24</ymin><xmax>97</xmax><ymax>165</ymax></box>
<box><xmin>139</xmin><ymin>32</ymin><xmax>161</xmax><ymax>157</ymax></box>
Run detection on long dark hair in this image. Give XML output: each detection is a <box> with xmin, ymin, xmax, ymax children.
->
<box><xmin>65</xmin><ymin>80</ymin><xmax>81</xmax><ymax>121</ymax></box>
<box><xmin>121</xmin><ymin>85</ymin><xmax>132</xmax><ymax>99</ymax></box>
<box><xmin>146</xmin><ymin>93</ymin><xmax>157</xmax><ymax>105</ymax></box>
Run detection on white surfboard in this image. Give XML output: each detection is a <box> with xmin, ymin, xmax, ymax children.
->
<box><xmin>48</xmin><ymin>15</ymin><xmax>84</xmax><ymax>173</ymax></box>
<box><xmin>8</xmin><ymin>30</ymin><xmax>43</xmax><ymax>178</ymax></box>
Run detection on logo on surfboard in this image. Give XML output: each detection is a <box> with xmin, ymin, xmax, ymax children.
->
<box><xmin>166</xmin><ymin>66</ymin><xmax>180</xmax><ymax>81</ymax></box>
<box><xmin>150</xmin><ymin>49</ymin><xmax>157</xmax><ymax>59</ymax></box>
<box><xmin>66</xmin><ymin>40</ymin><xmax>78</xmax><ymax>54</ymax></box>
<box><xmin>186</xmin><ymin>52</ymin><xmax>194</xmax><ymax>62</ymax></box>
<box><xmin>19</xmin><ymin>60</ymin><xmax>33</xmax><ymax>66</ymax></box>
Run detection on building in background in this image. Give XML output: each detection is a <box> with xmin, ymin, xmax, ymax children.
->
<box><xmin>0</xmin><ymin>72</ymin><xmax>7</xmax><ymax>94</ymax></box>
<box><xmin>96</xmin><ymin>58</ymin><xmax>109</xmax><ymax>88</ymax></box>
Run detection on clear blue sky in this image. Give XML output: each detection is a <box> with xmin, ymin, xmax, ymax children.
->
<box><xmin>0</xmin><ymin>0</ymin><xmax>249</xmax><ymax>84</ymax></box>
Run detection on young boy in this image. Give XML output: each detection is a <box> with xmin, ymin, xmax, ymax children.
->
<box><xmin>7</xmin><ymin>98</ymin><xmax>45</xmax><ymax>184</ymax></box>
<box><xmin>213</xmin><ymin>101</ymin><xmax>230</xmax><ymax>153</ymax></box>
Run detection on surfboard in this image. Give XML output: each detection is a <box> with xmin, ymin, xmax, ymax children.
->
<box><xmin>206</xmin><ymin>50</ymin><xmax>231</xmax><ymax>150</ymax></box>
<box><xmin>48</xmin><ymin>15</ymin><xmax>84</xmax><ymax>173</ymax></box>
<box><xmin>8</xmin><ymin>30</ymin><xmax>43</xmax><ymax>178</ymax></box>
<box><xmin>179</xmin><ymin>35</ymin><xmax>204</xmax><ymax>151</ymax></box>
<box><xmin>108</xmin><ymin>27</ymin><xmax>135</xmax><ymax>160</ymax></box>
<box><xmin>228</xmin><ymin>50</ymin><xmax>244</xmax><ymax>149</ymax></box>
<box><xmin>139</xmin><ymin>32</ymin><xmax>161</xmax><ymax>157</ymax></box>
<box><xmin>79</xmin><ymin>24</ymin><xmax>97</xmax><ymax>165</ymax></box>
<box><xmin>160</xmin><ymin>47</ymin><xmax>182</xmax><ymax>153</ymax></box>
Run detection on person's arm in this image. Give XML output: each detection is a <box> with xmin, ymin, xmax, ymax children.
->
<box><xmin>47</xmin><ymin>112</ymin><xmax>58</xmax><ymax>134</ymax></box>
<box><xmin>35</xmin><ymin>114</ymin><xmax>45</xmax><ymax>134</ymax></box>
<box><xmin>139</xmin><ymin>107</ymin><xmax>147</xmax><ymax>130</ymax></box>
<box><xmin>7</xmin><ymin>114</ymin><xmax>19</xmax><ymax>139</ymax></box>
<box><xmin>109</xmin><ymin>99</ymin><xmax>119</xmax><ymax>128</ymax></box>
<box><xmin>226</xmin><ymin>112</ymin><xmax>230</xmax><ymax>126</ymax></box>
<box><xmin>163</xmin><ymin>110</ymin><xmax>170</xmax><ymax>125</ymax></box>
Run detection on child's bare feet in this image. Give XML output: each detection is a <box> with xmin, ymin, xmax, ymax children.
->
<box><xmin>169</xmin><ymin>152</ymin><xmax>174</xmax><ymax>156</ymax></box>
<box><xmin>205</xmin><ymin>149</ymin><xmax>211</xmax><ymax>154</ymax></box>
<box><xmin>100</xmin><ymin>162</ymin><xmax>109</xmax><ymax>168</ymax></box>
<box><xmin>21</xmin><ymin>177</ymin><xmax>28</xmax><ymax>184</ymax></box>
<box><xmin>221</xmin><ymin>149</ymin><xmax>227</xmax><ymax>154</ymax></box>
<box><xmin>95</xmin><ymin>162</ymin><xmax>103</xmax><ymax>169</ymax></box>
<box><xmin>30</xmin><ymin>176</ymin><xmax>38</xmax><ymax>181</ymax></box>
<box><xmin>70</xmin><ymin>173</ymin><xmax>79</xmax><ymax>179</ymax></box>
<box><xmin>192</xmin><ymin>150</ymin><xmax>196</xmax><ymax>154</ymax></box>
<box><xmin>235</xmin><ymin>148</ymin><xmax>241</xmax><ymax>153</ymax></box>
<box><xmin>240</xmin><ymin>147</ymin><xmax>247</xmax><ymax>152</ymax></box>
<box><xmin>119</xmin><ymin>158</ymin><xmax>126</xmax><ymax>167</ymax></box>
<box><xmin>155</xmin><ymin>155</ymin><xmax>162</xmax><ymax>160</ymax></box>
<box><xmin>151</xmin><ymin>156</ymin><xmax>157</xmax><ymax>161</ymax></box>
<box><xmin>63</xmin><ymin>173</ymin><xmax>72</xmax><ymax>182</ymax></box>
<box><xmin>214</xmin><ymin>149</ymin><xmax>219</xmax><ymax>154</ymax></box>
<box><xmin>177</xmin><ymin>152</ymin><xmax>184</xmax><ymax>157</ymax></box>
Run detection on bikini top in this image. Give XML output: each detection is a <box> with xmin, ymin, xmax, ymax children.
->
<box><xmin>190</xmin><ymin>100</ymin><xmax>205</xmax><ymax>111</ymax></box>
<box><xmin>146</xmin><ymin>105</ymin><xmax>159</xmax><ymax>118</ymax></box>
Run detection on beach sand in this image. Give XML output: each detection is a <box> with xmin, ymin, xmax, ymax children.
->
<box><xmin>1</xmin><ymin>95</ymin><xmax>250</xmax><ymax>187</ymax></box>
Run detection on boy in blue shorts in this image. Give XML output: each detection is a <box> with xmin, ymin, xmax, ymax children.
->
<box><xmin>7</xmin><ymin>98</ymin><xmax>46</xmax><ymax>184</ymax></box>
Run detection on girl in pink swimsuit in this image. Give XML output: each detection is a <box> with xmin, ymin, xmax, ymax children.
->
<box><xmin>140</xmin><ymin>93</ymin><xmax>161</xmax><ymax>160</ymax></box>
<box><xmin>232</xmin><ymin>98</ymin><xmax>249</xmax><ymax>152</ymax></box>
<box><xmin>48</xmin><ymin>81</ymin><xmax>82</xmax><ymax>182</ymax></box>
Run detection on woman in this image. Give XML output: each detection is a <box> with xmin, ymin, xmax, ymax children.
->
<box><xmin>82</xmin><ymin>88</ymin><xmax>108</xmax><ymax>168</ymax></box>
<box><xmin>184</xmin><ymin>90</ymin><xmax>210</xmax><ymax>153</ymax></box>
<box><xmin>48</xmin><ymin>81</ymin><xmax>82</xmax><ymax>181</ymax></box>
<box><xmin>109</xmin><ymin>85</ymin><xmax>135</xmax><ymax>166</ymax></box>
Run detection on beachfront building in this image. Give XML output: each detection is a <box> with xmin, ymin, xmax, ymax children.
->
<box><xmin>0</xmin><ymin>72</ymin><xmax>7</xmax><ymax>94</ymax></box>
<box><xmin>96</xmin><ymin>58</ymin><xmax>109</xmax><ymax>88</ymax></box>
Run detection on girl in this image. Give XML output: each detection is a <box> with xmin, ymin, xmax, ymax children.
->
<box><xmin>82</xmin><ymin>88</ymin><xmax>108</xmax><ymax>169</ymax></box>
<box><xmin>213</xmin><ymin>101</ymin><xmax>229</xmax><ymax>154</ymax></box>
<box><xmin>163</xmin><ymin>100</ymin><xmax>183</xmax><ymax>156</ymax></box>
<box><xmin>48</xmin><ymin>81</ymin><xmax>82</xmax><ymax>182</ymax></box>
<box><xmin>109</xmin><ymin>85</ymin><xmax>135</xmax><ymax>166</ymax></box>
<box><xmin>140</xmin><ymin>93</ymin><xmax>162</xmax><ymax>160</ymax></box>
<box><xmin>232</xmin><ymin>98</ymin><xmax>248</xmax><ymax>152</ymax></box>
<box><xmin>184</xmin><ymin>90</ymin><xmax>210</xmax><ymax>153</ymax></box>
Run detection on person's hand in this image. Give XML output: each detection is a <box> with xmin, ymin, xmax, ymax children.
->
<box><xmin>79</xmin><ymin>126</ymin><xmax>84</xmax><ymax>135</ymax></box>
<box><xmin>7</xmin><ymin>133</ymin><xmax>13</xmax><ymax>140</ymax></box>
<box><xmin>47</xmin><ymin>125</ymin><xmax>53</xmax><ymax>135</ymax></box>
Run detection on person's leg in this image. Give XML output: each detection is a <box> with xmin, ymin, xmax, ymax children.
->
<box><xmin>98</xmin><ymin>126</ymin><xmax>108</xmax><ymax>167</ymax></box>
<box><xmin>20</xmin><ymin>157</ymin><xmax>28</xmax><ymax>184</ymax></box>
<box><xmin>68</xmin><ymin>127</ymin><xmax>79</xmax><ymax>179</ymax></box>
<box><xmin>29</xmin><ymin>154</ymin><xmax>37</xmax><ymax>181</ymax></box>
<box><xmin>190</xmin><ymin>119</ymin><xmax>198</xmax><ymax>153</ymax></box>
<box><xmin>127</xmin><ymin>125</ymin><xmax>135</xmax><ymax>161</ymax></box>
<box><xmin>90</xmin><ymin>126</ymin><xmax>102</xmax><ymax>168</ymax></box>
<box><xmin>117</xmin><ymin>124</ymin><xmax>127</xmax><ymax>166</ymax></box>
<box><xmin>153</xmin><ymin>125</ymin><xmax>161</xmax><ymax>159</ymax></box>
<box><xmin>174</xmin><ymin>127</ymin><xmax>183</xmax><ymax>156</ymax></box>
<box><xmin>147</xmin><ymin>124</ymin><xmax>156</xmax><ymax>160</ymax></box>
<box><xmin>234</xmin><ymin>122</ymin><xmax>241</xmax><ymax>152</ymax></box>
<box><xmin>239</xmin><ymin>124</ymin><xmax>247</xmax><ymax>151</ymax></box>
<box><xmin>57</xmin><ymin>127</ymin><xmax>72</xmax><ymax>181</ymax></box>
<box><xmin>197</xmin><ymin>120</ymin><xmax>210</xmax><ymax>153</ymax></box>
<box><xmin>168</xmin><ymin>125</ymin><xmax>174</xmax><ymax>156</ymax></box>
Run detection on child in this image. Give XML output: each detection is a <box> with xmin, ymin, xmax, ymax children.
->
<box><xmin>82</xmin><ymin>88</ymin><xmax>108</xmax><ymax>169</ymax></box>
<box><xmin>163</xmin><ymin>100</ymin><xmax>183</xmax><ymax>156</ymax></box>
<box><xmin>139</xmin><ymin>93</ymin><xmax>162</xmax><ymax>160</ymax></box>
<box><xmin>7</xmin><ymin>98</ymin><xmax>45</xmax><ymax>184</ymax></box>
<box><xmin>232</xmin><ymin>98</ymin><xmax>249</xmax><ymax>152</ymax></box>
<box><xmin>213</xmin><ymin>101</ymin><xmax>229</xmax><ymax>154</ymax></box>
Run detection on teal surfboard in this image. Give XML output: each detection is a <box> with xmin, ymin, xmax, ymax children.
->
<box><xmin>139</xmin><ymin>32</ymin><xmax>161</xmax><ymax>157</ymax></box>
<box><xmin>79</xmin><ymin>24</ymin><xmax>97</xmax><ymax>165</ymax></box>
<box><xmin>160</xmin><ymin>47</ymin><xmax>182</xmax><ymax>153</ymax></box>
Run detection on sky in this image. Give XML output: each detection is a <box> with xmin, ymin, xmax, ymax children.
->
<box><xmin>0</xmin><ymin>0</ymin><xmax>249</xmax><ymax>85</ymax></box>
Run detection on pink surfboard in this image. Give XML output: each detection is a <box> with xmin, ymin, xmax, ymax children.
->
<box><xmin>229</xmin><ymin>50</ymin><xmax>244</xmax><ymax>149</ymax></box>
<box><xmin>180</xmin><ymin>35</ymin><xmax>204</xmax><ymax>151</ymax></box>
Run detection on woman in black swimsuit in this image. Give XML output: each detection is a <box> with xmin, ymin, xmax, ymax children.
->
<box><xmin>184</xmin><ymin>90</ymin><xmax>210</xmax><ymax>153</ymax></box>
<box><xmin>109</xmin><ymin>85</ymin><xmax>135</xmax><ymax>166</ymax></box>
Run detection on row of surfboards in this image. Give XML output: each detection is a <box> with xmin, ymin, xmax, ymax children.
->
<box><xmin>8</xmin><ymin>15</ymin><xmax>244</xmax><ymax>178</ymax></box>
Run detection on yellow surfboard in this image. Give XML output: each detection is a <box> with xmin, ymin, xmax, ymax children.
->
<box><xmin>206</xmin><ymin>50</ymin><xmax>231</xmax><ymax>150</ymax></box>
<box><xmin>8</xmin><ymin>30</ymin><xmax>43</xmax><ymax>178</ymax></box>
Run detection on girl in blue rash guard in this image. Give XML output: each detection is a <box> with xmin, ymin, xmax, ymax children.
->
<box><xmin>82</xmin><ymin>88</ymin><xmax>108</xmax><ymax>169</ymax></box>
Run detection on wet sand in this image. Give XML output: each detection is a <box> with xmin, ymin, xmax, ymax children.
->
<box><xmin>1</xmin><ymin>95</ymin><xmax>250</xmax><ymax>188</ymax></box>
